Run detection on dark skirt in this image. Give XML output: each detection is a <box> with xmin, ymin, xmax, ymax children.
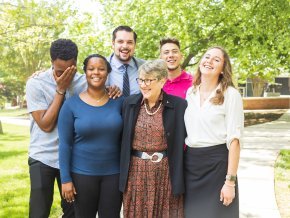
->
<box><xmin>184</xmin><ymin>144</ymin><xmax>239</xmax><ymax>218</ymax></box>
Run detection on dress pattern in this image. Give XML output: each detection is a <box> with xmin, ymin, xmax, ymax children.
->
<box><xmin>123</xmin><ymin>99</ymin><xmax>183</xmax><ymax>218</ymax></box>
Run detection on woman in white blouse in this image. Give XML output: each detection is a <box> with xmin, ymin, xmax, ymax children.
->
<box><xmin>184</xmin><ymin>46</ymin><xmax>244</xmax><ymax>218</ymax></box>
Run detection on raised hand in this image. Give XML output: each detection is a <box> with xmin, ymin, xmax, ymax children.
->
<box><xmin>53</xmin><ymin>65</ymin><xmax>77</xmax><ymax>93</ymax></box>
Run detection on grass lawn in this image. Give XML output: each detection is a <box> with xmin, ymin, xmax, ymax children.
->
<box><xmin>275</xmin><ymin>150</ymin><xmax>290</xmax><ymax>218</ymax></box>
<box><xmin>0</xmin><ymin>108</ymin><xmax>289</xmax><ymax>217</ymax></box>
<box><xmin>0</xmin><ymin>123</ymin><xmax>62</xmax><ymax>218</ymax></box>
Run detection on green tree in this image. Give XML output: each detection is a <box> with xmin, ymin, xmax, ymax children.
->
<box><xmin>0</xmin><ymin>0</ymin><xmax>109</xmax><ymax>103</ymax></box>
<box><xmin>98</xmin><ymin>0</ymin><xmax>290</xmax><ymax>95</ymax></box>
<box><xmin>0</xmin><ymin>0</ymin><xmax>76</xmax><ymax>104</ymax></box>
<box><xmin>60</xmin><ymin>11</ymin><xmax>109</xmax><ymax>72</ymax></box>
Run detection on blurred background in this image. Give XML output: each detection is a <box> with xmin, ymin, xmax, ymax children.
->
<box><xmin>0</xmin><ymin>0</ymin><xmax>289</xmax><ymax>108</ymax></box>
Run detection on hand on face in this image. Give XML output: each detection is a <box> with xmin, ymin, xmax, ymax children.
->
<box><xmin>53</xmin><ymin>65</ymin><xmax>77</xmax><ymax>93</ymax></box>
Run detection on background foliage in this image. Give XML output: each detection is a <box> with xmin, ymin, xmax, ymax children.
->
<box><xmin>0</xmin><ymin>0</ymin><xmax>289</xmax><ymax>105</ymax></box>
<box><xmin>99</xmin><ymin>0</ymin><xmax>290</xmax><ymax>80</ymax></box>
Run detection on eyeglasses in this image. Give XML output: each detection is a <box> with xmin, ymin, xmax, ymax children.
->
<box><xmin>136</xmin><ymin>78</ymin><xmax>157</xmax><ymax>86</ymax></box>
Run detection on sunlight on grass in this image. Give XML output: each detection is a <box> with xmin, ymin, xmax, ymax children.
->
<box><xmin>0</xmin><ymin>123</ymin><xmax>62</xmax><ymax>217</ymax></box>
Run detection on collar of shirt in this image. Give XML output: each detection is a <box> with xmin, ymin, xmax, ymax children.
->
<box><xmin>196</xmin><ymin>83</ymin><xmax>221</xmax><ymax>97</ymax></box>
<box><xmin>47</xmin><ymin>67</ymin><xmax>55</xmax><ymax>82</ymax></box>
<box><xmin>141</xmin><ymin>90</ymin><xmax>164</xmax><ymax>106</ymax></box>
<box><xmin>111</xmin><ymin>54</ymin><xmax>135</xmax><ymax>71</ymax></box>
<box><xmin>167</xmin><ymin>70</ymin><xmax>192</xmax><ymax>83</ymax></box>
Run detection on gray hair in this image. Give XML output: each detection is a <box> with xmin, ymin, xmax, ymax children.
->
<box><xmin>138</xmin><ymin>59</ymin><xmax>167</xmax><ymax>80</ymax></box>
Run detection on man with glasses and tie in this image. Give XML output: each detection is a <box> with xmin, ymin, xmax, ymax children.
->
<box><xmin>107</xmin><ymin>25</ymin><xmax>145</xmax><ymax>97</ymax></box>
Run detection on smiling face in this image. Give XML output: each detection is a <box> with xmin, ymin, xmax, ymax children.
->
<box><xmin>160</xmin><ymin>42</ymin><xmax>183</xmax><ymax>72</ymax></box>
<box><xmin>138</xmin><ymin>71</ymin><xmax>165</xmax><ymax>102</ymax></box>
<box><xmin>112</xmin><ymin>30</ymin><xmax>136</xmax><ymax>63</ymax></box>
<box><xmin>85</xmin><ymin>57</ymin><xmax>108</xmax><ymax>89</ymax></box>
<box><xmin>199</xmin><ymin>48</ymin><xmax>225</xmax><ymax>79</ymax></box>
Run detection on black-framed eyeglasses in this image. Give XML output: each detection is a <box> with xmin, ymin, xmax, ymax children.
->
<box><xmin>136</xmin><ymin>78</ymin><xmax>157</xmax><ymax>86</ymax></box>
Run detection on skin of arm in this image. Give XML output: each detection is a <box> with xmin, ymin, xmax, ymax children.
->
<box><xmin>32</xmin><ymin>66</ymin><xmax>76</xmax><ymax>132</ymax></box>
<box><xmin>220</xmin><ymin>138</ymin><xmax>240</xmax><ymax>206</ymax></box>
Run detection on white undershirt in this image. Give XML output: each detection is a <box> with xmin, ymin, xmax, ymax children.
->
<box><xmin>184</xmin><ymin>85</ymin><xmax>244</xmax><ymax>149</ymax></box>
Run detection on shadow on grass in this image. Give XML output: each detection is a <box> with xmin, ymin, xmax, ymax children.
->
<box><xmin>0</xmin><ymin>132</ymin><xmax>28</xmax><ymax>144</ymax></box>
<box><xmin>0</xmin><ymin>150</ymin><xmax>27</xmax><ymax>160</ymax></box>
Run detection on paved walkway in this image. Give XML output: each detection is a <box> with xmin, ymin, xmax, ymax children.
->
<box><xmin>0</xmin><ymin>116</ymin><xmax>30</xmax><ymax>126</ymax></box>
<box><xmin>1</xmin><ymin>111</ymin><xmax>290</xmax><ymax>217</ymax></box>
<box><xmin>239</xmin><ymin>110</ymin><xmax>290</xmax><ymax>218</ymax></box>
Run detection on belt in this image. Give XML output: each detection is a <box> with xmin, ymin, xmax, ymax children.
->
<box><xmin>132</xmin><ymin>150</ymin><xmax>167</xmax><ymax>163</ymax></box>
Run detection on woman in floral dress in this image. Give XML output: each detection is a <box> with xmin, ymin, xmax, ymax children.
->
<box><xmin>119</xmin><ymin>59</ymin><xmax>187</xmax><ymax>218</ymax></box>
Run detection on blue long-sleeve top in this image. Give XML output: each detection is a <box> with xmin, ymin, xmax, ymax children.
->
<box><xmin>58</xmin><ymin>95</ymin><xmax>123</xmax><ymax>183</ymax></box>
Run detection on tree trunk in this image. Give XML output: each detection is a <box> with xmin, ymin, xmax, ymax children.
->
<box><xmin>182</xmin><ymin>53</ymin><xmax>195</xmax><ymax>69</ymax></box>
<box><xmin>251</xmin><ymin>77</ymin><xmax>267</xmax><ymax>97</ymax></box>
<box><xmin>0</xmin><ymin>120</ymin><xmax>3</xmax><ymax>134</ymax></box>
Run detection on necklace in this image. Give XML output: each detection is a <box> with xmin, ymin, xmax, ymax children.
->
<box><xmin>96</xmin><ymin>90</ymin><xmax>107</xmax><ymax>103</ymax></box>
<box><xmin>88</xmin><ymin>90</ymin><xmax>107</xmax><ymax>103</ymax></box>
<box><xmin>200</xmin><ymin>92</ymin><xmax>211</xmax><ymax>101</ymax></box>
<box><xmin>144</xmin><ymin>102</ymin><xmax>162</xmax><ymax>116</ymax></box>
<box><xmin>200</xmin><ymin>84</ymin><xmax>217</xmax><ymax>101</ymax></box>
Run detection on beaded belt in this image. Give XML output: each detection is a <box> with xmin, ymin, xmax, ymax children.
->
<box><xmin>132</xmin><ymin>150</ymin><xmax>167</xmax><ymax>163</ymax></box>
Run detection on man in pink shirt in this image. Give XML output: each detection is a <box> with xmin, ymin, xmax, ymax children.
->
<box><xmin>160</xmin><ymin>38</ymin><xmax>193</xmax><ymax>99</ymax></box>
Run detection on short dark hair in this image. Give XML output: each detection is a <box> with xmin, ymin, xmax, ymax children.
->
<box><xmin>159</xmin><ymin>38</ymin><xmax>180</xmax><ymax>49</ymax></box>
<box><xmin>83</xmin><ymin>54</ymin><xmax>112</xmax><ymax>73</ymax></box>
<box><xmin>50</xmin><ymin>39</ymin><xmax>78</xmax><ymax>61</ymax></box>
<box><xmin>112</xmin><ymin>25</ymin><xmax>137</xmax><ymax>42</ymax></box>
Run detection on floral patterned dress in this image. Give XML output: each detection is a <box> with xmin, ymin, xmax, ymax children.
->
<box><xmin>123</xmin><ymin>99</ymin><xmax>183</xmax><ymax>218</ymax></box>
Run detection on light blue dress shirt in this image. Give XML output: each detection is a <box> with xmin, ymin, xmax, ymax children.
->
<box><xmin>106</xmin><ymin>54</ymin><xmax>145</xmax><ymax>95</ymax></box>
<box><xmin>26</xmin><ymin>68</ymin><xmax>87</xmax><ymax>168</ymax></box>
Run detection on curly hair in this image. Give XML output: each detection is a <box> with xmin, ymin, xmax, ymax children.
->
<box><xmin>83</xmin><ymin>54</ymin><xmax>112</xmax><ymax>73</ymax></box>
<box><xmin>193</xmin><ymin>46</ymin><xmax>235</xmax><ymax>105</ymax></box>
<box><xmin>50</xmin><ymin>39</ymin><xmax>78</xmax><ymax>61</ymax></box>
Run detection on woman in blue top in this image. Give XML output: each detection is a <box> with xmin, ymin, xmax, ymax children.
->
<box><xmin>58</xmin><ymin>54</ymin><xmax>123</xmax><ymax>218</ymax></box>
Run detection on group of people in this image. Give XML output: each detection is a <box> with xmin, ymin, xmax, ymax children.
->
<box><xmin>26</xmin><ymin>25</ymin><xmax>244</xmax><ymax>218</ymax></box>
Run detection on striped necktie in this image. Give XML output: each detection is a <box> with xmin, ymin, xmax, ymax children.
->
<box><xmin>123</xmin><ymin>64</ymin><xmax>130</xmax><ymax>97</ymax></box>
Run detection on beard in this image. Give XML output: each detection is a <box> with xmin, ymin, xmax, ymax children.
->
<box><xmin>115</xmin><ymin>50</ymin><xmax>133</xmax><ymax>63</ymax></box>
<box><xmin>117</xmin><ymin>55</ymin><xmax>132</xmax><ymax>62</ymax></box>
